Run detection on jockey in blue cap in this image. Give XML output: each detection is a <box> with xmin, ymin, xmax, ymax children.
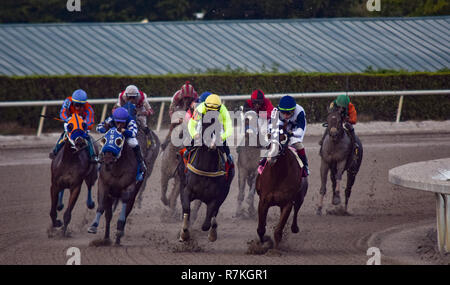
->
<box><xmin>266</xmin><ymin>95</ymin><xmax>309</xmax><ymax>176</ymax></box>
<box><xmin>49</xmin><ymin>89</ymin><xmax>97</xmax><ymax>162</ymax></box>
<box><xmin>97</xmin><ymin>107</ymin><xmax>147</xmax><ymax>181</ymax></box>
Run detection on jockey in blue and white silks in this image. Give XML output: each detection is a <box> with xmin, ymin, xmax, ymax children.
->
<box><xmin>97</xmin><ymin>107</ymin><xmax>147</xmax><ymax>181</ymax></box>
<box><xmin>270</xmin><ymin>95</ymin><xmax>309</xmax><ymax>176</ymax></box>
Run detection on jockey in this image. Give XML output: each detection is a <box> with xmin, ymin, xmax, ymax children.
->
<box><xmin>270</xmin><ymin>95</ymin><xmax>309</xmax><ymax>176</ymax></box>
<box><xmin>318</xmin><ymin>94</ymin><xmax>358</xmax><ymax>148</ymax></box>
<box><xmin>49</xmin><ymin>89</ymin><xmax>96</xmax><ymax>162</ymax></box>
<box><xmin>187</xmin><ymin>94</ymin><xmax>234</xmax><ymax>172</ymax></box>
<box><xmin>117</xmin><ymin>85</ymin><xmax>154</xmax><ymax>135</ymax></box>
<box><xmin>243</xmin><ymin>89</ymin><xmax>274</xmax><ymax>120</ymax></box>
<box><xmin>169</xmin><ymin>81</ymin><xmax>198</xmax><ymax>118</ymax></box>
<box><xmin>97</xmin><ymin>107</ymin><xmax>147</xmax><ymax>181</ymax></box>
<box><xmin>184</xmin><ymin>91</ymin><xmax>211</xmax><ymax>122</ymax></box>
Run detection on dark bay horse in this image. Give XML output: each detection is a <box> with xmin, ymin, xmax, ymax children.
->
<box><xmin>49</xmin><ymin>113</ymin><xmax>98</xmax><ymax>236</ymax></box>
<box><xmin>317</xmin><ymin>109</ymin><xmax>363</xmax><ymax>215</ymax></box>
<box><xmin>255</xmin><ymin>129</ymin><xmax>308</xmax><ymax>249</ymax></box>
<box><xmin>88</xmin><ymin>127</ymin><xmax>143</xmax><ymax>245</ymax></box>
<box><xmin>179</xmin><ymin>111</ymin><xmax>234</xmax><ymax>242</ymax></box>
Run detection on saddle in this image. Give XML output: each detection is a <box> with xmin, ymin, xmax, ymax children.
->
<box><xmin>181</xmin><ymin>147</ymin><xmax>231</xmax><ymax>178</ymax></box>
<box><xmin>258</xmin><ymin>147</ymin><xmax>305</xmax><ymax>177</ymax></box>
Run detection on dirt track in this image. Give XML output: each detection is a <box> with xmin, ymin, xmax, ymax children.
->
<box><xmin>1</xmin><ymin>133</ymin><xmax>450</xmax><ymax>265</ymax></box>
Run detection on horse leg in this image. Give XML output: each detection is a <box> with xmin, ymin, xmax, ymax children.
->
<box><xmin>84</xmin><ymin>167</ymin><xmax>97</xmax><ymax>210</ymax></box>
<box><xmin>202</xmin><ymin>201</ymin><xmax>216</xmax><ymax>232</ymax></box>
<box><xmin>116</xmin><ymin>202</ymin><xmax>128</xmax><ymax>245</ymax></box>
<box><xmin>257</xmin><ymin>199</ymin><xmax>269</xmax><ymax>243</ymax></box>
<box><xmin>246</xmin><ymin>175</ymin><xmax>257</xmax><ymax>218</ymax></box>
<box><xmin>317</xmin><ymin>160</ymin><xmax>330</xmax><ymax>216</ymax></box>
<box><xmin>330</xmin><ymin>164</ymin><xmax>341</xmax><ymax>205</ymax></box>
<box><xmin>50</xmin><ymin>185</ymin><xmax>62</xmax><ymax>228</ymax></box>
<box><xmin>160</xmin><ymin>168</ymin><xmax>170</xmax><ymax>206</ymax></box>
<box><xmin>274</xmin><ymin>203</ymin><xmax>293</xmax><ymax>249</ymax></box>
<box><xmin>179</xmin><ymin>185</ymin><xmax>191</xmax><ymax>242</ymax></box>
<box><xmin>191</xmin><ymin>199</ymin><xmax>202</xmax><ymax>224</ymax></box>
<box><xmin>169</xmin><ymin>175</ymin><xmax>180</xmax><ymax>217</ymax></box>
<box><xmin>333</xmin><ymin>160</ymin><xmax>347</xmax><ymax>209</ymax></box>
<box><xmin>57</xmin><ymin>190</ymin><xmax>64</xmax><ymax>211</ymax></box>
<box><xmin>292</xmin><ymin>178</ymin><xmax>308</xmax><ymax>233</ymax></box>
<box><xmin>88</xmin><ymin>180</ymin><xmax>105</xmax><ymax>234</ymax></box>
<box><xmin>86</xmin><ymin>185</ymin><xmax>95</xmax><ymax>210</ymax></box>
<box><xmin>208</xmin><ymin>215</ymin><xmax>218</xmax><ymax>242</ymax></box>
<box><xmin>62</xmin><ymin>185</ymin><xmax>82</xmax><ymax>236</ymax></box>
<box><xmin>345</xmin><ymin>171</ymin><xmax>357</xmax><ymax>213</ymax></box>
<box><xmin>103</xmin><ymin>196</ymin><xmax>113</xmax><ymax>245</ymax></box>
<box><xmin>235</xmin><ymin>169</ymin><xmax>246</xmax><ymax>217</ymax></box>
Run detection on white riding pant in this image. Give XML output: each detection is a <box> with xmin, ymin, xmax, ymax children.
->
<box><xmin>127</xmin><ymin>137</ymin><xmax>138</xmax><ymax>148</ymax></box>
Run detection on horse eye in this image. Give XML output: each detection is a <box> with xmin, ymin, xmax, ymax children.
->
<box><xmin>100</xmin><ymin>137</ymin><xmax>107</xmax><ymax>146</ymax></box>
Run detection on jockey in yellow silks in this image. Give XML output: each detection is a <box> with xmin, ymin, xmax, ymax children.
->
<box><xmin>187</xmin><ymin>94</ymin><xmax>234</xmax><ymax>169</ymax></box>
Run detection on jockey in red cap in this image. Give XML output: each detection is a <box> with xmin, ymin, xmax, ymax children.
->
<box><xmin>243</xmin><ymin>89</ymin><xmax>274</xmax><ymax>120</ymax></box>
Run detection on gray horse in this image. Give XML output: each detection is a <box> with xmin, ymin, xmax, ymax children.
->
<box><xmin>235</xmin><ymin>110</ymin><xmax>264</xmax><ymax>219</ymax></box>
<box><xmin>317</xmin><ymin>108</ymin><xmax>363</xmax><ymax>215</ymax></box>
<box><xmin>160</xmin><ymin>107</ymin><xmax>201</xmax><ymax>222</ymax></box>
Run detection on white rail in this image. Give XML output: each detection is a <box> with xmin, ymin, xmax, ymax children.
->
<box><xmin>0</xmin><ymin>90</ymin><xmax>449</xmax><ymax>136</ymax></box>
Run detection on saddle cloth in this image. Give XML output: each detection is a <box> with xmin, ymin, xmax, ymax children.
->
<box><xmin>257</xmin><ymin>146</ymin><xmax>304</xmax><ymax>175</ymax></box>
<box><xmin>180</xmin><ymin>147</ymin><xmax>231</xmax><ymax>178</ymax></box>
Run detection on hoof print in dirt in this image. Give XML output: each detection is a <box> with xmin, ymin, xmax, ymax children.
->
<box><xmin>171</xmin><ymin>239</ymin><xmax>203</xmax><ymax>253</ymax></box>
<box><xmin>246</xmin><ymin>236</ymin><xmax>274</xmax><ymax>255</ymax></box>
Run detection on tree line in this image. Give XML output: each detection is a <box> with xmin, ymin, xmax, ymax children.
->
<box><xmin>1</xmin><ymin>0</ymin><xmax>448</xmax><ymax>23</ymax></box>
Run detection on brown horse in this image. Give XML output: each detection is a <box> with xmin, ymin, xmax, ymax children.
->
<box><xmin>255</xmin><ymin>130</ymin><xmax>308</xmax><ymax>249</ymax></box>
<box><xmin>317</xmin><ymin>108</ymin><xmax>363</xmax><ymax>215</ymax></box>
<box><xmin>88</xmin><ymin>127</ymin><xmax>144</xmax><ymax>245</ymax></box>
<box><xmin>49</xmin><ymin>114</ymin><xmax>98</xmax><ymax>236</ymax></box>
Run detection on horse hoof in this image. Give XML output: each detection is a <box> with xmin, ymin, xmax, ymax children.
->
<box><xmin>208</xmin><ymin>227</ymin><xmax>217</xmax><ymax>242</ymax></box>
<box><xmin>57</xmin><ymin>204</ymin><xmax>64</xmax><ymax>211</ymax></box>
<box><xmin>54</xmin><ymin>220</ymin><xmax>63</xmax><ymax>228</ymax></box>
<box><xmin>316</xmin><ymin>207</ymin><xmax>322</xmax><ymax>216</ymax></box>
<box><xmin>87</xmin><ymin>202</ymin><xmax>95</xmax><ymax>210</ymax></box>
<box><xmin>87</xmin><ymin>226</ymin><xmax>97</xmax><ymax>234</ymax></box>
<box><xmin>332</xmin><ymin>196</ymin><xmax>341</xmax><ymax>206</ymax></box>
<box><xmin>291</xmin><ymin>225</ymin><xmax>299</xmax><ymax>234</ymax></box>
<box><xmin>179</xmin><ymin>229</ymin><xmax>190</xmax><ymax>242</ymax></box>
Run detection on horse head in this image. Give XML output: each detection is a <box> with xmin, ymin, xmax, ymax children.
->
<box><xmin>200</xmin><ymin>110</ymin><xmax>222</xmax><ymax>151</ymax></box>
<box><xmin>240</xmin><ymin>110</ymin><xmax>261</xmax><ymax>147</ymax></box>
<box><xmin>65</xmin><ymin>113</ymin><xmax>88</xmax><ymax>151</ymax></box>
<box><xmin>99</xmin><ymin>127</ymin><xmax>125</xmax><ymax>171</ymax></box>
<box><xmin>326</xmin><ymin>108</ymin><xmax>344</xmax><ymax>143</ymax></box>
<box><xmin>266</xmin><ymin>127</ymin><xmax>289</xmax><ymax>165</ymax></box>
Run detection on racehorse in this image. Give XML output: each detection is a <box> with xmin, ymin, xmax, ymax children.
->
<box><xmin>49</xmin><ymin>113</ymin><xmax>98</xmax><ymax>236</ymax></box>
<box><xmin>235</xmin><ymin>110</ymin><xmax>263</xmax><ymax>219</ymax></box>
<box><xmin>317</xmin><ymin>108</ymin><xmax>363</xmax><ymax>215</ymax></box>
<box><xmin>160</xmin><ymin>104</ymin><xmax>201</xmax><ymax>222</ymax></box>
<box><xmin>255</xmin><ymin>127</ymin><xmax>308</xmax><ymax>249</ymax></box>
<box><xmin>121</xmin><ymin>102</ymin><xmax>160</xmax><ymax>208</ymax></box>
<box><xmin>179</xmin><ymin>110</ymin><xmax>234</xmax><ymax>242</ymax></box>
<box><xmin>88</xmin><ymin>127</ymin><xmax>143</xmax><ymax>245</ymax></box>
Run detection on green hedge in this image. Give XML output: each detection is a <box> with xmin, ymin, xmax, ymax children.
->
<box><xmin>0</xmin><ymin>72</ymin><xmax>449</xmax><ymax>132</ymax></box>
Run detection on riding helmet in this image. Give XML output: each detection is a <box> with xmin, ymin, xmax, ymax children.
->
<box><xmin>180</xmin><ymin>81</ymin><xmax>198</xmax><ymax>98</ymax></box>
<box><xmin>113</xmin><ymin>107</ymin><xmax>129</xmax><ymax>123</ymax></box>
<box><xmin>205</xmin><ymin>94</ymin><xmax>222</xmax><ymax>111</ymax></box>
<box><xmin>125</xmin><ymin>85</ymin><xmax>139</xmax><ymax>97</ymax></box>
<box><xmin>72</xmin><ymin>89</ymin><xmax>87</xmax><ymax>104</ymax></box>
<box><xmin>199</xmin><ymin>91</ymin><xmax>212</xmax><ymax>103</ymax></box>
<box><xmin>278</xmin><ymin>95</ymin><xmax>296</xmax><ymax>112</ymax></box>
<box><xmin>336</xmin><ymin>94</ymin><xmax>350</xmax><ymax>108</ymax></box>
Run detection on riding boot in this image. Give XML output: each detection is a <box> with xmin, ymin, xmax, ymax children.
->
<box><xmin>49</xmin><ymin>131</ymin><xmax>66</xmax><ymax>159</ymax></box>
<box><xmin>86</xmin><ymin>136</ymin><xmax>98</xmax><ymax>163</ymax></box>
<box><xmin>133</xmin><ymin>145</ymin><xmax>147</xmax><ymax>181</ymax></box>
<box><xmin>345</xmin><ymin>123</ymin><xmax>358</xmax><ymax>156</ymax></box>
<box><xmin>296</xmin><ymin>148</ymin><xmax>309</xmax><ymax>177</ymax></box>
